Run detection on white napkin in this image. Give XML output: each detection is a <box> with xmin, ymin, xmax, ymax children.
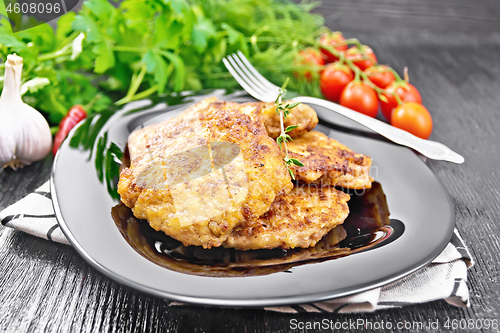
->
<box><xmin>1</xmin><ymin>181</ymin><xmax>474</xmax><ymax>313</ymax></box>
<box><xmin>0</xmin><ymin>181</ymin><xmax>69</xmax><ymax>245</ymax></box>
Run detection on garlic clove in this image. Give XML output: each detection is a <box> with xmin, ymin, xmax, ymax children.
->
<box><xmin>2</xmin><ymin>55</ymin><xmax>23</xmax><ymax>104</ymax></box>
<box><xmin>0</xmin><ymin>119</ymin><xmax>17</xmax><ymax>167</ymax></box>
<box><xmin>14</xmin><ymin>106</ymin><xmax>53</xmax><ymax>163</ymax></box>
<box><xmin>0</xmin><ymin>54</ymin><xmax>53</xmax><ymax>169</ymax></box>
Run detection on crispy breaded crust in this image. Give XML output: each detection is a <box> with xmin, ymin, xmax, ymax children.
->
<box><xmin>287</xmin><ymin>131</ymin><xmax>373</xmax><ymax>189</ymax></box>
<box><xmin>118</xmin><ymin>98</ymin><xmax>293</xmax><ymax>249</ymax></box>
<box><xmin>223</xmin><ymin>186</ymin><xmax>350</xmax><ymax>250</ymax></box>
<box><xmin>254</xmin><ymin>101</ymin><xmax>318</xmax><ymax>139</ymax></box>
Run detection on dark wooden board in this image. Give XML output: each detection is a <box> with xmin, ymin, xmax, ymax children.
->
<box><xmin>316</xmin><ymin>0</ymin><xmax>500</xmax><ymax>35</ymax></box>
<box><xmin>1</xmin><ymin>1</ymin><xmax>500</xmax><ymax>332</ymax></box>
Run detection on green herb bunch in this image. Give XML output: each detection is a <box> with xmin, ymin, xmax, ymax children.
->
<box><xmin>0</xmin><ymin>0</ymin><xmax>324</xmax><ymax>125</ymax></box>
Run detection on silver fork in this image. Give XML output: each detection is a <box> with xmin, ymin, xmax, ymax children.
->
<box><xmin>223</xmin><ymin>51</ymin><xmax>464</xmax><ymax>164</ymax></box>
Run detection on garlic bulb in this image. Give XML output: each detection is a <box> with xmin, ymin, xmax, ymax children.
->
<box><xmin>0</xmin><ymin>54</ymin><xmax>52</xmax><ymax>170</ymax></box>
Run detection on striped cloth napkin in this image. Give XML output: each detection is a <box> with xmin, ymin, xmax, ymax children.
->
<box><xmin>1</xmin><ymin>181</ymin><xmax>474</xmax><ymax>313</ymax></box>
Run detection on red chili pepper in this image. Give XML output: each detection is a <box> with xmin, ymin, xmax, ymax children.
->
<box><xmin>52</xmin><ymin>105</ymin><xmax>87</xmax><ymax>156</ymax></box>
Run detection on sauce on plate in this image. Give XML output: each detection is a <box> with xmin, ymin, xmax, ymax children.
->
<box><xmin>111</xmin><ymin>181</ymin><xmax>404</xmax><ymax>277</ymax></box>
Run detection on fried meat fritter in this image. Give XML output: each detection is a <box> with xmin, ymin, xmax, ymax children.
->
<box><xmin>118</xmin><ymin>98</ymin><xmax>293</xmax><ymax>249</ymax></box>
<box><xmin>223</xmin><ymin>186</ymin><xmax>350</xmax><ymax>250</ymax></box>
<box><xmin>254</xmin><ymin>101</ymin><xmax>318</xmax><ymax>139</ymax></box>
<box><xmin>287</xmin><ymin>131</ymin><xmax>372</xmax><ymax>189</ymax></box>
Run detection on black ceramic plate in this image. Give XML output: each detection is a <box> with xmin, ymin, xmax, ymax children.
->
<box><xmin>51</xmin><ymin>90</ymin><xmax>454</xmax><ymax>307</ymax></box>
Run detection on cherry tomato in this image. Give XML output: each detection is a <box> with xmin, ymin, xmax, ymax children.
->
<box><xmin>391</xmin><ymin>102</ymin><xmax>433</xmax><ymax>139</ymax></box>
<box><xmin>52</xmin><ymin>105</ymin><xmax>87</xmax><ymax>156</ymax></box>
<box><xmin>380</xmin><ymin>82</ymin><xmax>422</xmax><ymax>120</ymax></box>
<box><xmin>365</xmin><ymin>65</ymin><xmax>396</xmax><ymax>89</ymax></box>
<box><xmin>339</xmin><ymin>81</ymin><xmax>379</xmax><ymax>118</ymax></box>
<box><xmin>320</xmin><ymin>63</ymin><xmax>354</xmax><ymax>102</ymax></box>
<box><xmin>295</xmin><ymin>48</ymin><xmax>325</xmax><ymax>80</ymax></box>
<box><xmin>318</xmin><ymin>31</ymin><xmax>348</xmax><ymax>63</ymax></box>
<box><xmin>345</xmin><ymin>45</ymin><xmax>377</xmax><ymax>70</ymax></box>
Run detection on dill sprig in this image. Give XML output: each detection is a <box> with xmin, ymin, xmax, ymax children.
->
<box><xmin>275</xmin><ymin>78</ymin><xmax>304</xmax><ymax>180</ymax></box>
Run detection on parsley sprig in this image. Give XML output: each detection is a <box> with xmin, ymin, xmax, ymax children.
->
<box><xmin>275</xmin><ymin>78</ymin><xmax>304</xmax><ymax>180</ymax></box>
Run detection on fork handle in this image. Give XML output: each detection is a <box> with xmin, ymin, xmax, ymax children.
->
<box><xmin>293</xmin><ymin>96</ymin><xmax>464</xmax><ymax>164</ymax></box>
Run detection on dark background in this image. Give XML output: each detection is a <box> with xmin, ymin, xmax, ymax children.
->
<box><xmin>1</xmin><ymin>0</ymin><xmax>500</xmax><ymax>332</ymax></box>
<box><xmin>317</xmin><ymin>0</ymin><xmax>500</xmax><ymax>35</ymax></box>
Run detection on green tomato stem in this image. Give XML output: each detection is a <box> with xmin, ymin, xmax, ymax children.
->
<box><xmin>331</xmin><ymin>38</ymin><xmax>362</xmax><ymax>48</ymax></box>
<box><xmin>393</xmin><ymin>90</ymin><xmax>404</xmax><ymax>105</ymax></box>
<box><xmin>353</xmin><ymin>66</ymin><xmax>360</xmax><ymax>82</ymax></box>
<box><xmin>317</xmin><ymin>40</ymin><xmax>405</xmax><ymax>106</ymax></box>
<box><xmin>385</xmin><ymin>66</ymin><xmax>404</xmax><ymax>82</ymax></box>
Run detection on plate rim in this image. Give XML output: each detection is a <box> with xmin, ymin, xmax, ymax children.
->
<box><xmin>51</xmin><ymin>91</ymin><xmax>455</xmax><ymax>307</ymax></box>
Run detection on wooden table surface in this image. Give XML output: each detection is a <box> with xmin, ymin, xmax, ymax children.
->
<box><xmin>1</xmin><ymin>0</ymin><xmax>500</xmax><ymax>332</ymax></box>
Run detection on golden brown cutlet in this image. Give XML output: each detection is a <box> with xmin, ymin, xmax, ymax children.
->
<box><xmin>246</xmin><ymin>101</ymin><xmax>371</xmax><ymax>190</ymax></box>
<box><xmin>118</xmin><ymin>97</ymin><xmax>372</xmax><ymax>252</ymax></box>
<box><xmin>252</xmin><ymin>101</ymin><xmax>318</xmax><ymax>139</ymax></box>
<box><xmin>224</xmin><ymin>186</ymin><xmax>350</xmax><ymax>250</ymax></box>
<box><xmin>287</xmin><ymin>131</ymin><xmax>373</xmax><ymax>189</ymax></box>
<box><xmin>211</xmin><ymin>99</ymin><xmax>318</xmax><ymax>139</ymax></box>
<box><xmin>118</xmin><ymin>97</ymin><xmax>293</xmax><ymax>249</ymax></box>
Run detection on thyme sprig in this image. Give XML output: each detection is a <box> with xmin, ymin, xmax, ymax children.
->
<box><xmin>275</xmin><ymin>78</ymin><xmax>304</xmax><ymax>180</ymax></box>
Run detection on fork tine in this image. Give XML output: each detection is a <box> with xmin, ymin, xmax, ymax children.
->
<box><xmin>222</xmin><ymin>58</ymin><xmax>261</xmax><ymax>101</ymax></box>
<box><xmin>227</xmin><ymin>54</ymin><xmax>272</xmax><ymax>100</ymax></box>
<box><xmin>224</xmin><ymin>55</ymin><xmax>273</xmax><ymax>102</ymax></box>
<box><xmin>235</xmin><ymin>51</ymin><xmax>280</xmax><ymax>94</ymax></box>
<box><xmin>230</xmin><ymin>54</ymin><xmax>275</xmax><ymax>98</ymax></box>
